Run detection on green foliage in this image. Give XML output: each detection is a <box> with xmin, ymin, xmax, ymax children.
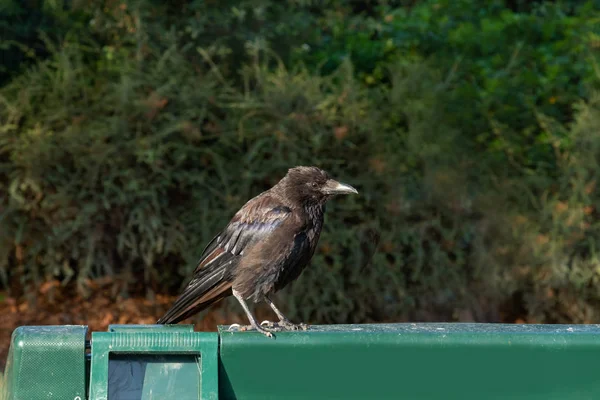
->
<box><xmin>298</xmin><ymin>0</ymin><xmax>600</xmax><ymax>173</ymax></box>
<box><xmin>1</xmin><ymin>0</ymin><xmax>600</xmax><ymax>324</ymax></box>
<box><xmin>0</xmin><ymin>0</ymin><xmax>93</xmax><ymax>85</ymax></box>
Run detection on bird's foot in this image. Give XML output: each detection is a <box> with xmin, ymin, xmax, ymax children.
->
<box><xmin>261</xmin><ymin>319</ymin><xmax>308</xmax><ymax>331</ymax></box>
<box><xmin>229</xmin><ymin>322</ymin><xmax>279</xmax><ymax>338</ymax></box>
<box><xmin>278</xmin><ymin>319</ymin><xmax>309</xmax><ymax>331</ymax></box>
<box><xmin>251</xmin><ymin>322</ymin><xmax>280</xmax><ymax>338</ymax></box>
<box><xmin>260</xmin><ymin>320</ymin><xmax>278</xmax><ymax>329</ymax></box>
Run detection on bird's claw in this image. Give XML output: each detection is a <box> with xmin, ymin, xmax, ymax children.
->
<box><xmin>254</xmin><ymin>323</ymin><xmax>279</xmax><ymax>337</ymax></box>
<box><xmin>228</xmin><ymin>322</ymin><xmax>279</xmax><ymax>337</ymax></box>
<box><xmin>279</xmin><ymin>320</ymin><xmax>309</xmax><ymax>331</ymax></box>
<box><xmin>260</xmin><ymin>320</ymin><xmax>277</xmax><ymax>328</ymax></box>
<box><xmin>227</xmin><ymin>324</ymin><xmax>256</xmax><ymax>332</ymax></box>
<box><xmin>261</xmin><ymin>320</ymin><xmax>288</xmax><ymax>332</ymax></box>
<box><xmin>261</xmin><ymin>319</ymin><xmax>309</xmax><ymax>331</ymax></box>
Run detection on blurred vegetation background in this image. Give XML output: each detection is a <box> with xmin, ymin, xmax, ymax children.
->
<box><xmin>1</xmin><ymin>0</ymin><xmax>600</xmax><ymax>326</ymax></box>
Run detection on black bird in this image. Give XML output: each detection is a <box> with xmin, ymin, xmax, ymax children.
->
<box><xmin>157</xmin><ymin>166</ymin><xmax>358</xmax><ymax>337</ymax></box>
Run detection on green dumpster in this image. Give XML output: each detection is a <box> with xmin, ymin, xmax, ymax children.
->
<box><xmin>3</xmin><ymin>323</ymin><xmax>600</xmax><ymax>399</ymax></box>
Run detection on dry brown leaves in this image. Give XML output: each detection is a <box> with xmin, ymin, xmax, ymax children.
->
<box><xmin>0</xmin><ymin>279</ymin><xmax>242</xmax><ymax>372</ymax></box>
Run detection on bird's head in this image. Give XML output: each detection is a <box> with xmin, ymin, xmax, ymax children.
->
<box><xmin>279</xmin><ymin>166</ymin><xmax>358</xmax><ymax>205</ymax></box>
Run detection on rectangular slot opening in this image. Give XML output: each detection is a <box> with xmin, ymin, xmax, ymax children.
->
<box><xmin>108</xmin><ymin>354</ymin><xmax>201</xmax><ymax>400</ymax></box>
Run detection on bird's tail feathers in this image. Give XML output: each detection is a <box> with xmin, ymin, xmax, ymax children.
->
<box><xmin>157</xmin><ymin>263</ymin><xmax>232</xmax><ymax>324</ymax></box>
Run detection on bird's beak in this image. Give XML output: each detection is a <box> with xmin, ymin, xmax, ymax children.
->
<box><xmin>323</xmin><ymin>179</ymin><xmax>359</xmax><ymax>195</ymax></box>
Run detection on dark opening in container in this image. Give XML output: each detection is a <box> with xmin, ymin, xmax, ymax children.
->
<box><xmin>108</xmin><ymin>354</ymin><xmax>201</xmax><ymax>400</ymax></box>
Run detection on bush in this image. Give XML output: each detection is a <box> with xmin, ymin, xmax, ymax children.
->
<box><xmin>298</xmin><ymin>0</ymin><xmax>600</xmax><ymax>173</ymax></box>
<box><xmin>0</xmin><ymin>32</ymin><xmax>223</xmax><ymax>298</ymax></box>
<box><xmin>0</xmin><ymin>0</ymin><xmax>93</xmax><ymax>85</ymax></box>
<box><xmin>1</xmin><ymin>0</ymin><xmax>600</xmax><ymax>325</ymax></box>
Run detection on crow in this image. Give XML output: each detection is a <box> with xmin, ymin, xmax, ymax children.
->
<box><xmin>157</xmin><ymin>166</ymin><xmax>358</xmax><ymax>337</ymax></box>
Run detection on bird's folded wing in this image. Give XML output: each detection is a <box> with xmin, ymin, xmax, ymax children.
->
<box><xmin>157</xmin><ymin>195</ymin><xmax>291</xmax><ymax>323</ymax></box>
<box><xmin>193</xmin><ymin>197</ymin><xmax>291</xmax><ymax>273</ymax></box>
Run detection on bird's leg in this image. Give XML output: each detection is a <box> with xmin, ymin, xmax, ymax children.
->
<box><xmin>263</xmin><ymin>296</ymin><xmax>308</xmax><ymax>331</ymax></box>
<box><xmin>232</xmin><ymin>290</ymin><xmax>279</xmax><ymax>338</ymax></box>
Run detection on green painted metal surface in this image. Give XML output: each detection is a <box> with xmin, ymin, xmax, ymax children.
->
<box><xmin>88</xmin><ymin>324</ymin><xmax>218</xmax><ymax>400</ymax></box>
<box><xmin>3</xmin><ymin>323</ymin><xmax>600</xmax><ymax>399</ymax></box>
<box><xmin>218</xmin><ymin>323</ymin><xmax>600</xmax><ymax>400</ymax></box>
<box><xmin>1</xmin><ymin>325</ymin><xmax>87</xmax><ymax>400</ymax></box>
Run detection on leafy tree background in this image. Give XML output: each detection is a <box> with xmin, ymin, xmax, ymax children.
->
<box><xmin>1</xmin><ymin>0</ymin><xmax>600</xmax><ymax>327</ymax></box>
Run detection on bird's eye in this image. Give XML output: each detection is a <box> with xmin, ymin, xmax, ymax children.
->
<box><xmin>310</xmin><ymin>182</ymin><xmax>318</xmax><ymax>189</ymax></box>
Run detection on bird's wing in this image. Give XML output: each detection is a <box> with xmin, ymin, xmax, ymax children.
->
<box><xmin>271</xmin><ymin>230</ymin><xmax>313</xmax><ymax>292</ymax></box>
<box><xmin>193</xmin><ymin>200</ymin><xmax>291</xmax><ymax>273</ymax></box>
<box><xmin>157</xmin><ymin>195</ymin><xmax>291</xmax><ymax>324</ymax></box>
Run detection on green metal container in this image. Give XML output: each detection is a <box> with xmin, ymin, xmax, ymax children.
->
<box><xmin>2</xmin><ymin>325</ymin><xmax>87</xmax><ymax>400</ymax></box>
<box><xmin>3</xmin><ymin>323</ymin><xmax>600</xmax><ymax>399</ymax></box>
<box><xmin>89</xmin><ymin>324</ymin><xmax>218</xmax><ymax>400</ymax></box>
